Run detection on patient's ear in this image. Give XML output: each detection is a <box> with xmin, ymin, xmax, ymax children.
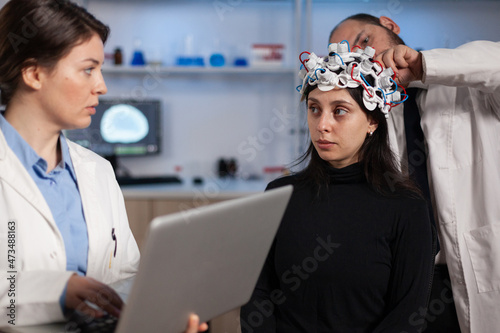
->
<box><xmin>368</xmin><ymin>117</ymin><xmax>379</xmax><ymax>134</ymax></box>
<box><xmin>379</xmin><ymin>16</ymin><xmax>401</xmax><ymax>35</ymax></box>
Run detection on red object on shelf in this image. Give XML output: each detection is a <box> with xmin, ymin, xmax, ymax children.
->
<box><xmin>252</xmin><ymin>44</ymin><xmax>285</xmax><ymax>67</ymax></box>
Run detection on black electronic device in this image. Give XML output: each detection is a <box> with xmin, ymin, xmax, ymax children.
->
<box><xmin>116</xmin><ymin>175</ymin><xmax>182</xmax><ymax>186</ymax></box>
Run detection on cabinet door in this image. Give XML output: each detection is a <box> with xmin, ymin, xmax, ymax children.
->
<box><xmin>124</xmin><ymin>199</ymin><xmax>153</xmax><ymax>250</ymax></box>
<box><xmin>151</xmin><ymin>198</ymin><xmax>226</xmax><ymax>218</ymax></box>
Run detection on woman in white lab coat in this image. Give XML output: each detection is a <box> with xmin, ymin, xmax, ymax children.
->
<box><xmin>0</xmin><ymin>0</ymin><xmax>206</xmax><ymax>331</ymax></box>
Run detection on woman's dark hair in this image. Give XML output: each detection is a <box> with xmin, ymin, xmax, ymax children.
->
<box><xmin>297</xmin><ymin>84</ymin><xmax>421</xmax><ymax>197</ymax></box>
<box><xmin>0</xmin><ymin>0</ymin><xmax>110</xmax><ymax>105</ymax></box>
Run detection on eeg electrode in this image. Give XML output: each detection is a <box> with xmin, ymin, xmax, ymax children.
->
<box><xmin>297</xmin><ymin>41</ymin><xmax>407</xmax><ymax>118</ymax></box>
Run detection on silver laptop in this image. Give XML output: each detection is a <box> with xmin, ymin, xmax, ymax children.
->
<box><xmin>1</xmin><ymin>185</ymin><xmax>292</xmax><ymax>333</ymax></box>
<box><xmin>117</xmin><ymin>185</ymin><xmax>292</xmax><ymax>333</ymax></box>
<box><xmin>121</xmin><ymin>186</ymin><xmax>292</xmax><ymax>333</ymax></box>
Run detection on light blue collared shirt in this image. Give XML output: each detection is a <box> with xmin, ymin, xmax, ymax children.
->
<box><xmin>0</xmin><ymin>113</ymin><xmax>89</xmax><ymax>310</ymax></box>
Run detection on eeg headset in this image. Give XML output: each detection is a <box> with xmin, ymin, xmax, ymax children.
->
<box><xmin>296</xmin><ymin>40</ymin><xmax>408</xmax><ymax>118</ymax></box>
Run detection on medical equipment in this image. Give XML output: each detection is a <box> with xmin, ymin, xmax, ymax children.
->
<box><xmin>297</xmin><ymin>41</ymin><xmax>406</xmax><ymax>118</ymax></box>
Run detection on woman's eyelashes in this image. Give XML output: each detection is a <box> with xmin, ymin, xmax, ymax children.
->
<box><xmin>308</xmin><ymin>104</ymin><xmax>348</xmax><ymax>116</ymax></box>
<box><xmin>334</xmin><ymin>108</ymin><xmax>348</xmax><ymax>116</ymax></box>
<box><xmin>308</xmin><ymin>104</ymin><xmax>319</xmax><ymax>114</ymax></box>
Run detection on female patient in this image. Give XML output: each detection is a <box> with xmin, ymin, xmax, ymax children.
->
<box><xmin>0</xmin><ymin>0</ymin><xmax>206</xmax><ymax>331</ymax></box>
<box><xmin>240</xmin><ymin>44</ymin><xmax>435</xmax><ymax>332</ymax></box>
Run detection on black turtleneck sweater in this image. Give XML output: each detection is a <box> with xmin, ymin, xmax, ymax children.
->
<box><xmin>241</xmin><ymin>163</ymin><xmax>434</xmax><ymax>333</ymax></box>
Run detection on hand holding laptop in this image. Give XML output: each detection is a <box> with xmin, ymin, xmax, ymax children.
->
<box><xmin>66</xmin><ymin>275</ymin><xmax>123</xmax><ymax>318</ymax></box>
<box><xmin>186</xmin><ymin>315</ymin><xmax>209</xmax><ymax>333</ymax></box>
<box><xmin>66</xmin><ymin>274</ymin><xmax>208</xmax><ymax>333</ymax></box>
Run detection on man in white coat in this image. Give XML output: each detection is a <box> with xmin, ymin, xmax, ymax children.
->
<box><xmin>330</xmin><ymin>13</ymin><xmax>500</xmax><ymax>333</ymax></box>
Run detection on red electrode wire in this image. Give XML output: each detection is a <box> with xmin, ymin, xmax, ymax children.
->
<box><xmin>371</xmin><ymin>59</ymin><xmax>384</xmax><ymax>75</ymax></box>
<box><xmin>300</xmin><ymin>51</ymin><xmax>311</xmax><ymax>71</ymax></box>
<box><xmin>351</xmin><ymin>64</ymin><xmax>373</xmax><ymax>98</ymax></box>
<box><xmin>388</xmin><ymin>83</ymin><xmax>408</xmax><ymax>109</ymax></box>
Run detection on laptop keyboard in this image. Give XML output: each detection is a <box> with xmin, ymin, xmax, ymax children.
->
<box><xmin>66</xmin><ymin>312</ymin><xmax>119</xmax><ymax>333</ymax></box>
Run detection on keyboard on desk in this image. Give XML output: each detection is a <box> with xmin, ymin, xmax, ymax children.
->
<box><xmin>116</xmin><ymin>175</ymin><xmax>182</xmax><ymax>186</ymax></box>
<box><xmin>66</xmin><ymin>312</ymin><xmax>119</xmax><ymax>333</ymax></box>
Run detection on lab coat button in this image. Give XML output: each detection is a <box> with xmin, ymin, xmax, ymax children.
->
<box><xmin>50</xmin><ymin>252</ymin><xmax>57</xmax><ymax>259</ymax></box>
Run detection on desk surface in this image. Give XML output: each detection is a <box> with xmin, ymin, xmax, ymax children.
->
<box><xmin>1</xmin><ymin>323</ymin><xmax>68</xmax><ymax>333</ymax></box>
<box><xmin>0</xmin><ymin>278</ymin><xmax>134</xmax><ymax>333</ymax></box>
<box><xmin>121</xmin><ymin>177</ymin><xmax>269</xmax><ymax>200</ymax></box>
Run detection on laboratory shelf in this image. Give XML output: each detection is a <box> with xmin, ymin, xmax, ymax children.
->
<box><xmin>102</xmin><ymin>65</ymin><xmax>297</xmax><ymax>76</ymax></box>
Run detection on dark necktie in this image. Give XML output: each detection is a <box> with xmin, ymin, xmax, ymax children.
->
<box><xmin>404</xmin><ymin>88</ymin><xmax>439</xmax><ymax>253</ymax></box>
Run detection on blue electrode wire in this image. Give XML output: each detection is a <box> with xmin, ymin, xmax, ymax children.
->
<box><xmin>296</xmin><ymin>64</ymin><xmax>305</xmax><ymax>92</ymax></box>
<box><xmin>327</xmin><ymin>42</ymin><xmax>347</xmax><ymax>65</ymax></box>
<box><xmin>360</xmin><ymin>73</ymin><xmax>371</xmax><ymax>88</ymax></box>
<box><xmin>333</xmin><ymin>53</ymin><xmax>345</xmax><ymax>65</ymax></box>
<box><xmin>378</xmin><ymin>88</ymin><xmax>387</xmax><ymax>104</ymax></box>
<box><xmin>388</xmin><ymin>79</ymin><xmax>409</xmax><ymax>104</ymax></box>
<box><xmin>356</xmin><ymin>70</ymin><xmax>389</xmax><ymax>105</ymax></box>
<box><xmin>386</xmin><ymin>78</ymin><xmax>398</xmax><ymax>95</ymax></box>
<box><xmin>314</xmin><ymin>68</ymin><xmax>326</xmax><ymax>80</ymax></box>
<box><xmin>340</xmin><ymin>40</ymin><xmax>351</xmax><ymax>52</ymax></box>
<box><xmin>392</xmin><ymin>94</ymin><xmax>409</xmax><ymax>105</ymax></box>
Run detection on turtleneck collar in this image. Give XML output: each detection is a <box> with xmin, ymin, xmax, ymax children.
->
<box><xmin>326</xmin><ymin>162</ymin><xmax>366</xmax><ymax>184</ymax></box>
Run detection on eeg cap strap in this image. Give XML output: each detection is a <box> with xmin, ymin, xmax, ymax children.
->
<box><xmin>297</xmin><ymin>42</ymin><xmax>406</xmax><ymax>118</ymax></box>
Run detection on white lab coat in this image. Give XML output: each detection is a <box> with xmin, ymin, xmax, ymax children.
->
<box><xmin>387</xmin><ymin>40</ymin><xmax>500</xmax><ymax>333</ymax></box>
<box><xmin>0</xmin><ymin>130</ymin><xmax>140</xmax><ymax>326</ymax></box>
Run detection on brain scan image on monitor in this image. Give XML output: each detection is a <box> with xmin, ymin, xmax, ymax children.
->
<box><xmin>65</xmin><ymin>99</ymin><xmax>161</xmax><ymax>157</ymax></box>
<box><xmin>101</xmin><ymin>104</ymin><xmax>149</xmax><ymax>144</ymax></box>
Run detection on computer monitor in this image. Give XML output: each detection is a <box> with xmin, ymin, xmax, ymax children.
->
<box><xmin>65</xmin><ymin>99</ymin><xmax>161</xmax><ymax>157</ymax></box>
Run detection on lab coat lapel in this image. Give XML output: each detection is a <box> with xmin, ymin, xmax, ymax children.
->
<box><xmin>0</xmin><ymin>130</ymin><xmax>57</xmax><ymax>228</ymax></box>
<box><xmin>67</xmin><ymin>143</ymin><xmax>103</xmax><ymax>276</ymax></box>
<box><xmin>387</xmin><ymin>103</ymin><xmax>407</xmax><ymax>170</ymax></box>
